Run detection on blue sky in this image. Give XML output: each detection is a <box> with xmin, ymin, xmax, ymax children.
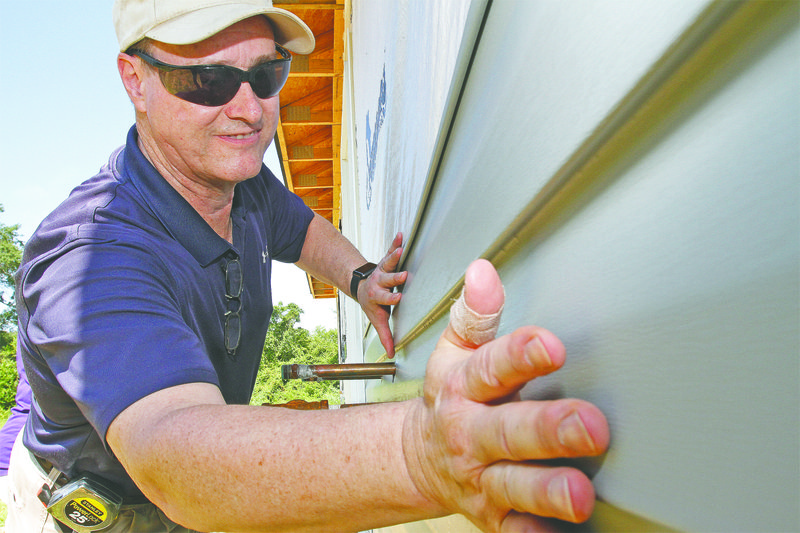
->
<box><xmin>0</xmin><ymin>3</ymin><xmax>337</xmax><ymax>330</ymax></box>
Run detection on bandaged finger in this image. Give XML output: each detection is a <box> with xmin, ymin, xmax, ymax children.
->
<box><xmin>449</xmin><ymin>286</ymin><xmax>504</xmax><ymax>346</ymax></box>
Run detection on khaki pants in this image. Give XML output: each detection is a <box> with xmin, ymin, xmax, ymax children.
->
<box><xmin>6</xmin><ymin>431</ymin><xmax>196</xmax><ymax>533</ymax></box>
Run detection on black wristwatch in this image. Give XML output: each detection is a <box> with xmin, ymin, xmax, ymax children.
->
<box><xmin>350</xmin><ymin>262</ymin><xmax>377</xmax><ymax>301</ymax></box>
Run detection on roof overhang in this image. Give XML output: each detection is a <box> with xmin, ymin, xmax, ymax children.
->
<box><xmin>274</xmin><ymin>0</ymin><xmax>345</xmax><ymax>299</ymax></box>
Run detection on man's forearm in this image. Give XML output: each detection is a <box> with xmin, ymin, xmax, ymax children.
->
<box><xmin>296</xmin><ymin>213</ymin><xmax>366</xmax><ymax>297</ymax></box>
<box><xmin>109</xmin><ymin>383</ymin><xmax>440</xmax><ymax>533</ymax></box>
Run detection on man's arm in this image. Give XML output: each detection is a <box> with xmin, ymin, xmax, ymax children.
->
<box><xmin>295</xmin><ymin>213</ymin><xmax>407</xmax><ymax>357</ymax></box>
<box><xmin>108</xmin><ymin>383</ymin><xmax>436</xmax><ymax>532</ymax></box>
<box><xmin>107</xmin><ymin>260</ymin><xmax>609</xmax><ymax>533</ymax></box>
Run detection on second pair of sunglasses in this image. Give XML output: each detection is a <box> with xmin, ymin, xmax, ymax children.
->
<box><xmin>132</xmin><ymin>44</ymin><xmax>291</xmax><ymax>107</ymax></box>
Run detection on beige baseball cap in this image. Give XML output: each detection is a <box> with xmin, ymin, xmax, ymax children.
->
<box><xmin>113</xmin><ymin>0</ymin><xmax>315</xmax><ymax>54</ymax></box>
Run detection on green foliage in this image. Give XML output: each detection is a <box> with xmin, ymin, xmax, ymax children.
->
<box><xmin>0</xmin><ymin>204</ymin><xmax>22</xmax><ymax>412</ymax></box>
<box><xmin>0</xmin><ymin>331</ymin><xmax>18</xmax><ymax>411</ymax></box>
<box><xmin>250</xmin><ymin>302</ymin><xmax>341</xmax><ymax>406</ymax></box>
<box><xmin>0</xmin><ymin>205</ymin><xmax>25</xmax><ymax>331</ymax></box>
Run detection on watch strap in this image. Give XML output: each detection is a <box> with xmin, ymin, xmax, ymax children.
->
<box><xmin>350</xmin><ymin>262</ymin><xmax>377</xmax><ymax>300</ymax></box>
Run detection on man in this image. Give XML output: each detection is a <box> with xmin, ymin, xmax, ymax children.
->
<box><xmin>12</xmin><ymin>1</ymin><xmax>609</xmax><ymax>532</ymax></box>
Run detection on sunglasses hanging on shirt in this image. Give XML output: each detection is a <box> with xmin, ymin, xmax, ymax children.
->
<box><xmin>223</xmin><ymin>257</ymin><xmax>243</xmax><ymax>358</ymax></box>
<box><xmin>131</xmin><ymin>44</ymin><xmax>292</xmax><ymax>107</ymax></box>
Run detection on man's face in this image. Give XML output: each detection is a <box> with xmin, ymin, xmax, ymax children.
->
<box><xmin>136</xmin><ymin>16</ymin><xmax>281</xmax><ymax>190</ymax></box>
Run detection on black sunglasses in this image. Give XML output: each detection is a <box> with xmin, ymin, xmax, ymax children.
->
<box><xmin>223</xmin><ymin>258</ymin><xmax>243</xmax><ymax>358</ymax></box>
<box><xmin>131</xmin><ymin>45</ymin><xmax>291</xmax><ymax>107</ymax></box>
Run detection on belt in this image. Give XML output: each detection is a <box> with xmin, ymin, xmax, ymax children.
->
<box><xmin>34</xmin><ymin>455</ymin><xmax>71</xmax><ymax>487</ymax></box>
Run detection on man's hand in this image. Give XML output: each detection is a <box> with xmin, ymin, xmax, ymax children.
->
<box><xmin>357</xmin><ymin>232</ymin><xmax>408</xmax><ymax>358</ymax></box>
<box><xmin>295</xmin><ymin>217</ymin><xmax>407</xmax><ymax>358</ymax></box>
<box><xmin>402</xmin><ymin>259</ymin><xmax>609</xmax><ymax>532</ymax></box>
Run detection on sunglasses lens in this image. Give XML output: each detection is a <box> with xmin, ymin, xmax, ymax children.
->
<box><xmin>225</xmin><ymin>259</ymin><xmax>243</xmax><ymax>297</ymax></box>
<box><xmin>251</xmin><ymin>62</ymin><xmax>290</xmax><ymax>99</ymax></box>
<box><xmin>224</xmin><ymin>311</ymin><xmax>242</xmax><ymax>354</ymax></box>
<box><xmin>160</xmin><ymin>67</ymin><xmax>240</xmax><ymax>107</ymax></box>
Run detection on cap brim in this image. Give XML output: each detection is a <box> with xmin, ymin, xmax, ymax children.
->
<box><xmin>145</xmin><ymin>5</ymin><xmax>315</xmax><ymax>55</ymax></box>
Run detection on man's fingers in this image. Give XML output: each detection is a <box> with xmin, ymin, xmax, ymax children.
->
<box><xmin>472</xmin><ymin>400</ymin><xmax>609</xmax><ymax>463</ymax></box>
<box><xmin>458</xmin><ymin>326</ymin><xmax>565</xmax><ymax>403</ymax></box>
<box><xmin>380</xmin><ymin>247</ymin><xmax>401</xmax><ymax>273</ymax></box>
<box><xmin>377</xmin><ymin>269</ymin><xmax>407</xmax><ymax>291</ymax></box>
<box><xmin>371</xmin><ymin>241</ymin><xmax>406</xmax><ymax>294</ymax></box>
<box><xmin>499</xmin><ymin>512</ymin><xmax>560</xmax><ymax>533</ymax></box>
<box><xmin>362</xmin><ymin>276</ymin><xmax>403</xmax><ymax>306</ymax></box>
<box><xmin>375</xmin><ymin>322</ymin><xmax>395</xmax><ymax>359</ymax></box>
<box><xmin>380</xmin><ymin>233</ymin><xmax>404</xmax><ymax>273</ymax></box>
<box><xmin>388</xmin><ymin>232</ymin><xmax>403</xmax><ymax>254</ymax></box>
<box><xmin>483</xmin><ymin>462</ymin><xmax>597</xmax><ymax>524</ymax></box>
<box><xmin>445</xmin><ymin>259</ymin><xmax>505</xmax><ymax>348</ymax></box>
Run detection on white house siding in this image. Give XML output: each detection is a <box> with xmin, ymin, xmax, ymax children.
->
<box><xmin>341</xmin><ymin>1</ymin><xmax>800</xmax><ymax>531</ymax></box>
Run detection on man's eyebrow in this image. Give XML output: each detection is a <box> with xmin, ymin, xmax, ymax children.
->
<box><xmin>253</xmin><ymin>51</ymin><xmax>280</xmax><ymax>64</ymax></box>
<box><xmin>194</xmin><ymin>51</ymin><xmax>279</xmax><ymax>68</ymax></box>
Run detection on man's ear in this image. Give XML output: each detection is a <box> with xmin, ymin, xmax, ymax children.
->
<box><xmin>118</xmin><ymin>53</ymin><xmax>148</xmax><ymax>113</ymax></box>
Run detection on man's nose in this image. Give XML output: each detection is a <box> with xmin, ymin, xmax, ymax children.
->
<box><xmin>225</xmin><ymin>81</ymin><xmax>267</xmax><ymax>122</ymax></box>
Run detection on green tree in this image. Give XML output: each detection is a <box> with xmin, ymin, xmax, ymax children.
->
<box><xmin>0</xmin><ymin>336</ymin><xmax>17</xmax><ymax>412</ymax></box>
<box><xmin>0</xmin><ymin>205</ymin><xmax>23</xmax><ymax>412</ymax></box>
<box><xmin>250</xmin><ymin>302</ymin><xmax>340</xmax><ymax>406</ymax></box>
<box><xmin>0</xmin><ymin>205</ymin><xmax>24</xmax><ymax>332</ymax></box>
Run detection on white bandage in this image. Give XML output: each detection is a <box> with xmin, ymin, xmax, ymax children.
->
<box><xmin>449</xmin><ymin>286</ymin><xmax>504</xmax><ymax>345</ymax></box>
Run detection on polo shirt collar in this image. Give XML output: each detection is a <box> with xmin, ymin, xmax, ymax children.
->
<box><xmin>119</xmin><ymin>126</ymin><xmax>245</xmax><ymax>267</ymax></box>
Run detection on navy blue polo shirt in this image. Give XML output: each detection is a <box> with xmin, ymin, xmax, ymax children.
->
<box><xmin>15</xmin><ymin>126</ymin><xmax>314</xmax><ymax>496</ymax></box>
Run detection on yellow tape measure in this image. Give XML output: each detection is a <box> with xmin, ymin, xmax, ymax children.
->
<box><xmin>46</xmin><ymin>475</ymin><xmax>123</xmax><ymax>532</ymax></box>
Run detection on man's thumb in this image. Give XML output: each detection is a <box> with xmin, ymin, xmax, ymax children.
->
<box><xmin>445</xmin><ymin>259</ymin><xmax>505</xmax><ymax>348</ymax></box>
